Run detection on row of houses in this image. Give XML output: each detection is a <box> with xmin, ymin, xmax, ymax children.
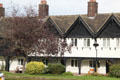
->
<box><xmin>0</xmin><ymin>0</ymin><xmax>120</xmax><ymax>74</ymax></box>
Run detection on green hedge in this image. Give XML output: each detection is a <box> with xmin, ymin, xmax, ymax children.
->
<box><xmin>109</xmin><ymin>64</ymin><xmax>120</xmax><ymax>78</ymax></box>
<box><xmin>25</xmin><ymin>61</ymin><xmax>45</xmax><ymax>74</ymax></box>
<box><xmin>46</xmin><ymin>63</ymin><xmax>65</xmax><ymax>74</ymax></box>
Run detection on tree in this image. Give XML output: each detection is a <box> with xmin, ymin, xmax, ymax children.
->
<box><xmin>1</xmin><ymin>7</ymin><xmax>71</xmax><ymax>72</ymax></box>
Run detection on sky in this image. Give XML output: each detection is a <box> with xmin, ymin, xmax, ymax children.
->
<box><xmin>1</xmin><ymin>0</ymin><xmax>120</xmax><ymax>16</ymax></box>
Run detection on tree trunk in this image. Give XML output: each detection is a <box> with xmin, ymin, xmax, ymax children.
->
<box><xmin>22</xmin><ymin>56</ymin><xmax>28</xmax><ymax>73</ymax></box>
<box><xmin>5</xmin><ymin>56</ymin><xmax>10</xmax><ymax>71</ymax></box>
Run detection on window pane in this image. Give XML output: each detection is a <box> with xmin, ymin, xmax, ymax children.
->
<box><xmin>97</xmin><ymin>61</ymin><xmax>100</xmax><ymax>68</ymax></box>
<box><xmin>71</xmin><ymin>39</ymin><xmax>74</xmax><ymax>46</ymax></box>
<box><xmin>21</xmin><ymin>59</ymin><xmax>24</xmax><ymax>65</ymax></box>
<box><xmin>71</xmin><ymin>60</ymin><xmax>74</xmax><ymax>67</ymax></box>
<box><xmin>103</xmin><ymin>38</ymin><xmax>106</xmax><ymax>47</ymax></box>
<box><xmin>89</xmin><ymin>61</ymin><xmax>92</xmax><ymax>67</ymax></box>
<box><xmin>107</xmin><ymin>38</ymin><xmax>110</xmax><ymax>47</ymax></box>
<box><xmin>18</xmin><ymin>59</ymin><xmax>20</xmax><ymax>65</ymax></box>
<box><xmin>75</xmin><ymin>39</ymin><xmax>77</xmax><ymax>46</ymax></box>
<box><xmin>84</xmin><ymin>39</ymin><xmax>86</xmax><ymax>47</ymax></box>
<box><xmin>75</xmin><ymin>60</ymin><xmax>78</xmax><ymax>67</ymax></box>
<box><xmin>116</xmin><ymin>38</ymin><xmax>120</xmax><ymax>47</ymax></box>
<box><xmin>87</xmin><ymin>39</ymin><xmax>90</xmax><ymax>46</ymax></box>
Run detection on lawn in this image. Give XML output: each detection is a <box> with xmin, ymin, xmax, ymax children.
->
<box><xmin>3</xmin><ymin>71</ymin><xmax>120</xmax><ymax>80</ymax></box>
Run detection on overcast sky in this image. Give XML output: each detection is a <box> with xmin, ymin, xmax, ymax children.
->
<box><xmin>1</xmin><ymin>0</ymin><xmax>120</xmax><ymax>16</ymax></box>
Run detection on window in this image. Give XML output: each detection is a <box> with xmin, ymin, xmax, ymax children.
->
<box><xmin>116</xmin><ymin>38</ymin><xmax>120</xmax><ymax>47</ymax></box>
<box><xmin>84</xmin><ymin>39</ymin><xmax>90</xmax><ymax>47</ymax></box>
<box><xmin>42</xmin><ymin>59</ymin><xmax>48</xmax><ymax>65</ymax></box>
<box><xmin>89</xmin><ymin>60</ymin><xmax>100</xmax><ymax>68</ymax></box>
<box><xmin>71</xmin><ymin>60</ymin><xmax>74</xmax><ymax>67</ymax></box>
<box><xmin>18</xmin><ymin>59</ymin><xmax>24</xmax><ymax>65</ymax></box>
<box><xmin>71</xmin><ymin>59</ymin><xmax>78</xmax><ymax>67</ymax></box>
<box><xmin>71</xmin><ymin>38</ymin><xmax>77</xmax><ymax>46</ymax></box>
<box><xmin>103</xmin><ymin>38</ymin><xmax>110</xmax><ymax>47</ymax></box>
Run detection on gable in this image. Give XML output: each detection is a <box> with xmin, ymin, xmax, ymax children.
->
<box><xmin>81</xmin><ymin>14</ymin><xmax>111</xmax><ymax>33</ymax></box>
<box><xmin>65</xmin><ymin>18</ymin><xmax>93</xmax><ymax>38</ymax></box>
<box><xmin>46</xmin><ymin>18</ymin><xmax>62</xmax><ymax>37</ymax></box>
<box><xmin>97</xmin><ymin>16</ymin><xmax>120</xmax><ymax>38</ymax></box>
<box><xmin>50</xmin><ymin>15</ymin><xmax>79</xmax><ymax>34</ymax></box>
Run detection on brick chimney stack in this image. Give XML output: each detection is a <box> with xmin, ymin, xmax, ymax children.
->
<box><xmin>88</xmin><ymin>0</ymin><xmax>98</xmax><ymax>17</ymax></box>
<box><xmin>0</xmin><ymin>3</ymin><xmax>5</xmax><ymax>17</ymax></box>
<box><xmin>39</xmin><ymin>0</ymin><xmax>49</xmax><ymax>19</ymax></box>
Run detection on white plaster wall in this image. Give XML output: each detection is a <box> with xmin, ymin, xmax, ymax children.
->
<box><xmin>97</xmin><ymin>60</ymin><xmax>106</xmax><ymax>74</ymax></box>
<box><xmin>66</xmin><ymin>59</ymin><xmax>79</xmax><ymax>74</ymax></box>
<box><xmin>81</xmin><ymin>60</ymin><xmax>90</xmax><ymax>74</ymax></box>
<box><xmin>0</xmin><ymin>58</ymin><xmax>5</xmax><ymax>70</ymax></box>
<box><xmin>64</xmin><ymin>38</ymin><xmax>96</xmax><ymax>58</ymax></box>
<box><xmin>9</xmin><ymin>57</ymin><xmax>24</xmax><ymax>71</ymax></box>
<box><xmin>97</xmin><ymin>38</ymin><xmax>120</xmax><ymax>58</ymax></box>
<box><xmin>81</xmin><ymin>60</ymin><xmax>106</xmax><ymax>74</ymax></box>
<box><xmin>9</xmin><ymin>58</ymin><xmax>18</xmax><ymax>71</ymax></box>
<box><xmin>63</xmin><ymin>38</ymin><xmax>120</xmax><ymax>58</ymax></box>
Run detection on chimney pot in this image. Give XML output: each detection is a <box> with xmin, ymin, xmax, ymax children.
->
<box><xmin>90</xmin><ymin>0</ymin><xmax>96</xmax><ymax>2</ymax></box>
<box><xmin>41</xmin><ymin>0</ymin><xmax>47</xmax><ymax>4</ymax></box>
<box><xmin>0</xmin><ymin>3</ymin><xmax>3</xmax><ymax>7</ymax></box>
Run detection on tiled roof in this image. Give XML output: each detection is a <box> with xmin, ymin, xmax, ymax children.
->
<box><xmin>48</xmin><ymin>13</ymin><xmax>120</xmax><ymax>35</ymax></box>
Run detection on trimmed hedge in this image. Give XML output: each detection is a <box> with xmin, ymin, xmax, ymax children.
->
<box><xmin>47</xmin><ymin>63</ymin><xmax>65</xmax><ymax>74</ymax></box>
<box><xmin>109</xmin><ymin>64</ymin><xmax>120</xmax><ymax>78</ymax></box>
<box><xmin>25</xmin><ymin>61</ymin><xmax>45</xmax><ymax>74</ymax></box>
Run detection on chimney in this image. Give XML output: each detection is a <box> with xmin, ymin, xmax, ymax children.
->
<box><xmin>39</xmin><ymin>0</ymin><xmax>49</xmax><ymax>19</ymax></box>
<box><xmin>0</xmin><ymin>3</ymin><xmax>5</xmax><ymax>17</ymax></box>
<box><xmin>88</xmin><ymin>0</ymin><xmax>98</xmax><ymax>17</ymax></box>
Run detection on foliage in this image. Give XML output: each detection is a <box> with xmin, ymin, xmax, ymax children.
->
<box><xmin>62</xmin><ymin>72</ymin><xmax>73</xmax><ymax>76</ymax></box>
<box><xmin>46</xmin><ymin>63</ymin><xmax>65</xmax><ymax>74</ymax></box>
<box><xmin>25</xmin><ymin>61</ymin><xmax>45</xmax><ymax>74</ymax></box>
<box><xmin>2</xmin><ymin>6</ymin><xmax>71</xmax><ymax>72</ymax></box>
<box><xmin>109</xmin><ymin>64</ymin><xmax>120</xmax><ymax>78</ymax></box>
<box><xmin>0</xmin><ymin>64</ymin><xmax>5</xmax><ymax>71</ymax></box>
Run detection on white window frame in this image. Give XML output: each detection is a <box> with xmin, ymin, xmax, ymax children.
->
<box><xmin>18</xmin><ymin>58</ymin><xmax>24</xmax><ymax>65</ymax></box>
<box><xmin>103</xmin><ymin>38</ymin><xmax>110</xmax><ymax>47</ymax></box>
<box><xmin>71</xmin><ymin>38</ymin><xmax>77</xmax><ymax>46</ymax></box>
<box><xmin>116</xmin><ymin>38</ymin><xmax>120</xmax><ymax>47</ymax></box>
<box><xmin>84</xmin><ymin>38</ymin><xmax>90</xmax><ymax>47</ymax></box>
<box><xmin>71</xmin><ymin>59</ymin><xmax>78</xmax><ymax>67</ymax></box>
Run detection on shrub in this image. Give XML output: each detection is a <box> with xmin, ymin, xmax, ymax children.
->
<box><xmin>109</xmin><ymin>64</ymin><xmax>120</xmax><ymax>78</ymax></box>
<box><xmin>47</xmin><ymin>63</ymin><xmax>65</xmax><ymax>74</ymax></box>
<box><xmin>62</xmin><ymin>72</ymin><xmax>73</xmax><ymax>76</ymax></box>
<box><xmin>25</xmin><ymin>61</ymin><xmax>45</xmax><ymax>74</ymax></box>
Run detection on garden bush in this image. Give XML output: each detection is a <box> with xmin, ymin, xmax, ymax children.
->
<box><xmin>109</xmin><ymin>64</ymin><xmax>120</xmax><ymax>78</ymax></box>
<box><xmin>25</xmin><ymin>61</ymin><xmax>45</xmax><ymax>74</ymax></box>
<box><xmin>47</xmin><ymin>63</ymin><xmax>65</xmax><ymax>74</ymax></box>
<box><xmin>62</xmin><ymin>72</ymin><xmax>73</xmax><ymax>76</ymax></box>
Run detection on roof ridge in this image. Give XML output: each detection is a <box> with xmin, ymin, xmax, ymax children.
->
<box><xmin>80</xmin><ymin>15</ymin><xmax>95</xmax><ymax>33</ymax></box>
<box><xmin>96</xmin><ymin>14</ymin><xmax>112</xmax><ymax>33</ymax></box>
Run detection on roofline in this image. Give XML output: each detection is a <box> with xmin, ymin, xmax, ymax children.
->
<box><xmin>64</xmin><ymin>16</ymin><xmax>94</xmax><ymax>38</ymax></box>
<box><xmin>47</xmin><ymin>17</ymin><xmax>64</xmax><ymax>36</ymax></box>
<box><xmin>96</xmin><ymin>14</ymin><xmax>120</xmax><ymax>38</ymax></box>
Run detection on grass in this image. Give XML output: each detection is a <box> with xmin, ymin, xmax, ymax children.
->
<box><xmin>2</xmin><ymin>71</ymin><xmax>120</xmax><ymax>80</ymax></box>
